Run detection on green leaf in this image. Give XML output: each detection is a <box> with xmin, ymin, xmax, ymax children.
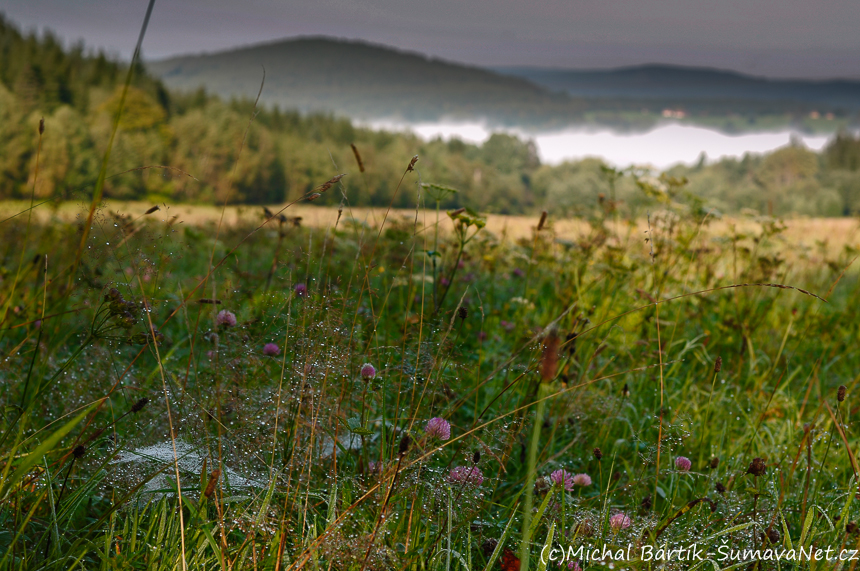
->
<box><xmin>326</xmin><ymin>482</ymin><xmax>338</xmax><ymax>525</ymax></box>
<box><xmin>422</xmin><ymin>183</ymin><xmax>459</xmax><ymax>198</ymax></box>
<box><xmin>481</xmin><ymin>506</ymin><xmax>517</xmax><ymax>571</ymax></box>
<box><xmin>0</xmin><ymin>400</ymin><xmax>101</xmax><ymax>500</ymax></box>
<box><xmin>536</xmin><ymin>522</ymin><xmax>555</xmax><ymax>571</ymax></box>
<box><xmin>526</xmin><ymin>487</ymin><xmax>556</xmax><ymax>542</ymax></box>
<box><xmin>799</xmin><ymin>507</ymin><xmax>815</xmax><ymax>546</ymax></box>
<box><xmin>345</xmin><ymin>417</ymin><xmax>373</xmax><ymax>435</ymax></box>
<box><xmin>780</xmin><ymin>510</ymin><xmax>793</xmax><ymax>550</ymax></box>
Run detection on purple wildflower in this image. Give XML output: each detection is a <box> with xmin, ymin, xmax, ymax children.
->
<box><xmin>675</xmin><ymin>456</ymin><xmax>692</xmax><ymax>472</ymax></box>
<box><xmin>263</xmin><ymin>343</ymin><xmax>280</xmax><ymax>356</ymax></box>
<box><xmin>610</xmin><ymin>513</ymin><xmax>632</xmax><ymax>531</ymax></box>
<box><xmin>425</xmin><ymin>417</ymin><xmax>451</xmax><ymax>440</ymax></box>
<box><xmin>215</xmin><ymin>310</ymin><xmax>236</xmax><ymax>327</ymax></box>
<box><xmin>513</xmin><ymin>267</ymin><xmax>525</xmax><ymax>278</ymax></box>
<box><xmin>360</xmin><ymin>363</ymin><xmax>376</xmax><ymax>380</ymax></box>
<box><xmin>550</xmin><ymin>469</ymin><xmax>574</xmax><ymax>491</ymax></box>
<box><xmin>477</xmin><ymin>331</ymin><xmax>488</xmax><ymax>342</ymax></box>
<box><xmin>572</xmin><ymin>473</ymin><xmax>592</xmax><ymax>487</ymax></box>
<box><xmin>294</xmin><ymin>283</ymin><xmax>307</xmax><ymax>297</ymax></box>
<box><xmin>500</xmin><ymin>320</ymin><xmax>514</xmax><ymax>331</ymax></box>
<box><xmin>448</xmin><ymin>466</ymin><xmax>483</xmax><ymax>486</ymax></box>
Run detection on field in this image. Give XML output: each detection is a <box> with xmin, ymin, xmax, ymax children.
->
<box><xmin>2</xmin><ymin>176</ymin><xmax>860</xmax><ymax>571</ymax></box>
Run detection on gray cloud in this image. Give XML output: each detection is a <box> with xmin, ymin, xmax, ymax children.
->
<box><xmin>1</xmin><ymin>0</ymin><xmax>858</xmax><ymax>78</ymax></box>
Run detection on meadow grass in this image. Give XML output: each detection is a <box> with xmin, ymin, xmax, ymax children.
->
<box><xmin>5</xmin><ymin>5</ymin><xmax>860</xmax><ymax>568</ymax></box>
<box><xmin>1</xmin><ymin>172</ymin><xmax>860</xmax><ymax>570</ymax></box>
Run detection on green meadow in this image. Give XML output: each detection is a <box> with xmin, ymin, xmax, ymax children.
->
<box><xmin>4</xmin><ymin>12</ymin><xmax>860</xmax><ymax>571</ymax></box>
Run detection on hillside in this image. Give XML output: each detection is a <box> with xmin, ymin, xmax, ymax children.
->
<box><xmin>147</xmin><ymin>38</ymin><xmax>860</xmax><ymax>132</ymax></box>
<box><xmin>4</xmin><ymin>14</ymin><xmax>860</xmax><ymax>216</ymax></box>
<box><xmin>495</xmin><ymin>64</ymin><xmax>860</xmax><ymax>112</ymax></box>
<box><xmin>146</xmin><ymin>37</ymin><xmax>586</xmax><ymax>128</ymax></box>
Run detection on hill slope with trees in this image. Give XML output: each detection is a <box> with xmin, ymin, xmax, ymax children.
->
<box><xmin>3</xmin><ymin>14</ymin><xmax>860</xmax><ymax>217</ymax></box>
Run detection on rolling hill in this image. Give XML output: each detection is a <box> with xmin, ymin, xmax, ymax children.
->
<box><xmin>146</xmin><ymin>37</ymin><xmax>860</xmax><ymax>132</ymax></box>
<box><xmin>495</xmin><ymin>65</ymin><xmax>860</xmax><ymax>111</ymax></box>
<box><xmin>146</xmin><ymin>37</ymin><xmax>586</xmax><ymax>128</ymax></box>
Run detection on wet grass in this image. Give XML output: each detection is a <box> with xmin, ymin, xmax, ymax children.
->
<box><xmin>1</xmin><ymin>177</ymin><xmax>860</xmax><ymax>570</ymax></box>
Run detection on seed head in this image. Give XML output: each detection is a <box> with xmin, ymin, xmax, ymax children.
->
<box><xmin>534</xmin><ymin>476</ymin><xmax>551</xmax><ymax>495</ymax></box>
<box><xmin>593</xmin><ymin>447</ymin><xmax>603</xmax><ymax>461</ymax></box>
<box><xmin>398</xmin><ymin>433</ymin><xmax>412</xmax><ymax>456</ymax></box>
<box><xmin>481</xmin><ymin>538</ymin><xmax>498</xmax><ymax>558</ymax></box>
<box><xmin>38</xmin><ymin>117</ymin><xmax>45</xmax><ymax>135</ymax></box>
<box><xmin>457</xmin><ymin>306</ymin><xmax>468</xmax><ymax>320</ymax></box>
<box><xmin>766</xmin><ymin>527</ymin><xmax>781</xmax><ymax>544</ymax></box>
<box><xmin>622</xmin><ymin>383</ymin><xmax>630</xmax><ymax>397</ymax></box>
<box><xmin>203</xmin><ymin>469</ymin><xmax>221</xmax><ymax>498</ymax></box>
<box><xmin>710</xmin><ymin>457</ymin><xmax>719</xmax><ymax>469</ymax></box>
<box><xmin>714</xmin><ymin>356</ymin><xmax>722</xmax><ymax>373</ymax></box>
<box><xmin>640</xmin><ymin>495</ymin><xmax>652</xmax><ymax>511</ymax></box>
<box><xmin>715</xmin><ymin>482</ymin><xmax>726</xmax><ymax>494</ymax></box>
<box><xmin>575</xmin><ymin>520</ymin><xmax>594</xmax><ymax>537</ymax></box>
<box><xmin>746</xmin><ymin>457</ymin><xmax>767</xmax><ymax>477</ymax></box>
<box><xmin>350</xmin><ymin>143</ymin><xmax>365</xmax><ymax>173</ymax></box>
<box><xmin>537</xmin><ymin>211</ymin><xmax>548</xmax><ymax>231</ymax></box>
<box><xmin>131</xmin><ymin>398</ymin><xmax>149</xmax><ymax>413</ymax></box>
<box><xmin>473</xmin><ymin>450</ymin><xmax>481</xmax><ymax>464</ymax></box>
<box><xmin>838</xmin><ymin>385</ymin><xmax>847</xmax><ymax>402</ymax></box>
<box><xmin>424</xmin><ymin>417</ymin><xmax>451</xmax><ymax>440</ymax></box>
<box><xmin>72</xmin><ymin>445</ymin><xmax>86</xmax><ymax>459</ymax></box>
<box><xmin>407</xmin><ymin>155</ymin><xmax>419</xmax><ymax>171</ymax></box>
<box><xmin>118</xmin><ymin>311</ymin><xmax>136</xmax><ymax>329</ymax></box>
<box><xmin>317</xmin><ymin>174</ymin><xmax>346</xmax><ymax>193</ymax></box>
<box><xmin>540</xmin><ymin>325</ymin><xmax>560</xmax><ymax>382</ymax></box>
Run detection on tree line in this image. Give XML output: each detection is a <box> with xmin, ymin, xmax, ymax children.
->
<box><xmin>2</xmin><ymin>14</ymin><xmax>860</xmax><ymax>217</ymax></box>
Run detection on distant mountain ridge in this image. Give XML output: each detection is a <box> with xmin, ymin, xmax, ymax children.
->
<box><xmin>147</xmin><ymin>37</ymin><xmax>585</xmax><ymax>128</ymax></box>
<box><xmin>494</xmin><ymin>64</ymin><xmax>860</xmax><ymax>110</ymax></box>
<box><xmin>147</xmin><ymin>36</ymin><xmax>860</xmax><ymax>131</ymax></box>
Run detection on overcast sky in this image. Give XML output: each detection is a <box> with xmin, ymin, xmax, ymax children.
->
<box><xmin>2</xmin><ymin>0</ymin><xmax>859</xmax><ymax>79</ymax></box>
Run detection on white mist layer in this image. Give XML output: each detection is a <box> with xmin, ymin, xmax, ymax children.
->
<box><xmin>367</xmin><ymin>120</ymin><xmax>833</xmax><ymax>170</ymax></box>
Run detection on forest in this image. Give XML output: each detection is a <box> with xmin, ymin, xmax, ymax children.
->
<box><xmin>3</xmin><ymin>14</ymin><xmax>860</xmax><ymax>217</ymax></box>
